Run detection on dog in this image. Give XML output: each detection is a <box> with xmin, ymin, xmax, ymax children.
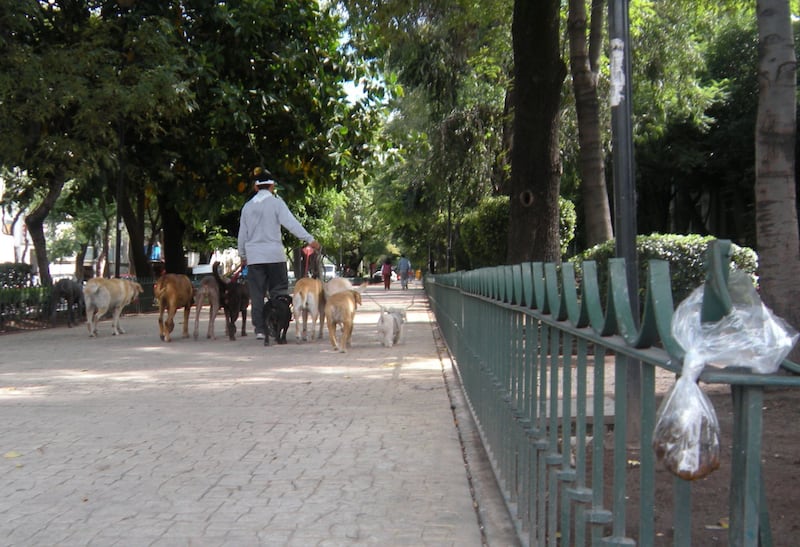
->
<box><xmin>154</xmin><ymin>273</ymin><xmax>193</xmax><ymax>342</ymax></box>
<box><xmin>193</xmin><ymin>275</ymin><xmax>221</xmax><ymax>340</ymax></box>
<box><xmin>263</xmin><ymin>294</ymin><xmax>292</xmax><ymax>346</ymax></box>
<box><xmin>324</xmin><ymin>277</ymin><xmax>356</xmax><ymax>297</ymax></box>
<box><xmin>325</xmin><ymin>289</ymin><xmax>362</xmax><ymax>353</ymax></box>
<box><xmin>234</xmin><ymin>280</ymin><xmax>250</xmax><ymax>337</ymax></box>
<box><xmin>83</xmin><ymin>277</ymin><xmax>143</xmax><ymax>337</ymax></box>
<box><xmin>292</xmin><ymin>277</ymin><xmax>325</xmax><ymax>342</ymax></box>
<box><xmin>212</xmin><ymin>262</ymin><xmax>248</xmax><ymax>340</ymax></box>
<box><xmin>377</xmin><ymin>308</ymin><xmax>406</xmax><ymax>347</ymax></box>
<box><xmin>50</xmin><ymin>278</ymin><xmax>85</xmax><ymax>327</ymax></box>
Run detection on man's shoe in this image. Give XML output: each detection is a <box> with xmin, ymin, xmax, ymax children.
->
<box><xmin>256</xmin><ymin>332</ymin><xmax>265</xmax><ymax>340</ymax></box>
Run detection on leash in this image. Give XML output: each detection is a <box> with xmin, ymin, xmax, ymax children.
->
<box><xmin>300</xmin><ymin>244</ymin><xmax>324</xmax><ymax>278</ymax></box>
<box><xmin>365</xmin><ymin>293</ymin><xmax>415</xmax><ymax>312</ymax></box>
<box><xmin>229</xmin><ymin>263</ymin><xmax>244</xmax><ymax>283</ymax></box>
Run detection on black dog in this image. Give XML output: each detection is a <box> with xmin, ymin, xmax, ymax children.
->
<box><xmin>233</xmin><ymin>280</ymin><xmax>250</xmax><ymax>337</ymax></box>
<box><xmin>263</xmin><ymin>295</ymin><xmax>292</xmax><ymax>346</ymax></box>
<box><xmin>50</xmin><ymin>278</ymin><xmax>85</xmax><ymax>327</ymax></box>
<box><xmin>212</xmin><ymin>262</ymin><xmax>245</xmax><ymax>341</ymax></box>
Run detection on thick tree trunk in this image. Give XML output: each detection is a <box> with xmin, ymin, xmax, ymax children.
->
<box><xmin>568</xmin><ymin>0</ymin><xmax>613</xmax><ymax>247</ymax></box>
<box><xmin>24</xmin><ymin>174</ymin><xmax>65</xmax><ymax>287</ymax></box>
<box><xmin>754</xmin><ymin>0</ymin><xmax>800</xmax><ymax>360</ymax></box>
<box><xmin>158</xmin><ymin>192</ymin><xmax>188</xmax><ymax>274</ymax></box>
<box><xmin>74</xmin><ymin>244</ymin><xmax>87</xmax><ymax>281</ymax></box>
<box><xmin>507</xmin><ymin>0</ymin><xmax>566</xmax><ymax>264</ymax></box>
<box><xmin>118</xmin><ymin>185</ymin><xmax>152</xmax><ymax>278</ymax></box>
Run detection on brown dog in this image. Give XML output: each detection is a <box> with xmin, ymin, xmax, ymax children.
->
<box><xmin>83</xmin><ymin>278</ymin><xmax>143</xmax><ymax>337</ymax></box>
<box><xmin>154</xmin><ymin>273</ymin><xmax>193</xmax><ymax>342</ymax></box>
<box><xmin>292</xmin><ymin>277</ymin><xmax>325</xmax><ymax>342</ymax></box>
<box><xmin>193</xmin><ymin>275</ymin><xmax>220</xmax><ymax>340</ymax></box>
<box><xmin>324</xmin><ymin>289</ymin><xmax>362</xmax><ymax>353</ymax></box>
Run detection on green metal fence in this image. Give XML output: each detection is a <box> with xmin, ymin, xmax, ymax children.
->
<box><xmin>425</xmin><ymin>240</ymin><xmax>800</xmax><ymax>546</ymax></box>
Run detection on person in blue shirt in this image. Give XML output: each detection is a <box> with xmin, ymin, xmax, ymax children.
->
<box><xmin>398</xmin><ymin>254</ymin><xmax>412</xmax><ymax>290</ymax></box>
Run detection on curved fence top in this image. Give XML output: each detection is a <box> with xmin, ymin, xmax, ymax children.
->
<box><xmin>428</xmin><ymin>239</ymin><xmax>800</xmax><ymax>385</ymax></box>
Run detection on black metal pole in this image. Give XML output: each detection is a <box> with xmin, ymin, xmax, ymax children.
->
<box><xmin>609</xmin><ymin>0</ymin><xmax>641</xmax><ymax>440</ymax></box>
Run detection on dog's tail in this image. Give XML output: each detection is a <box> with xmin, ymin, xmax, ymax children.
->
<box><xmin>229</xmin><ymin>263</ymin><xmax>244</xmax><ymax>283</ymax></box>
<box><xmin>293</xmin><ymin>290</ymin><xmax>312</xmax><ymax>312</ymax></box>
<box><xmin>83</xmin><ymin>282</ymin><xmax>102</xmax><ymax>297</ymax></box>
<box><xmin>212</xmin><ymin>261</ymin><xmax>229</xmax><ymax>291</ymax></box>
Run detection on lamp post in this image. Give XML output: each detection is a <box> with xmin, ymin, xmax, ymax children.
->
<box><xmin>609</xmin><ymin>0</ymin><xmax>641</xmax><ymax>441</ymax></box>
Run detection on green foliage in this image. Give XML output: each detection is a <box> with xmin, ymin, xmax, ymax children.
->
<box><xmin>569</xmin><ymin>233</ymin><xmax>759</xmax><ymax>306</ymax></box>
<box><xmin>340</xmin><ymin>0</ymin><xmax>513</xmax><ymax>271</ymax></box>
<box><xmin>459</xmin><ymin>195</ymin><xmax>577</xmax><ymax>269</ymax></box>
<box><xmin>460</xmin><ymin>196</ymin><xmax>509</xmax><ymax>268</ymax></box>
<box><xmin>559</xmin><ymin>198</ymin><xmax>577</xmax><ymax>256</ymax></box>
<box><xmin>632</xmin><ymin>6</ymin><xmax>764</xmax><ymax>247</ymax></box>
<box><xmin>0</xmin><ymin>0</ymin><xmax>388</xmax><ymax>271</ymax></box>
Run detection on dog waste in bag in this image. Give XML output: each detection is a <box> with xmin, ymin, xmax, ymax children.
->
<box><xmin>653</xmin><ymin>271</ymin><xmax>798</xmax><ymax>480</ymax></box>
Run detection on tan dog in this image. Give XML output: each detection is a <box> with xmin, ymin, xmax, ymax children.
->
<box><xmin>154</xmin><ymin>273</ymin><xmax>194</xmax><ymax>342</ymax></box>
<box><xmin>83</xmin><ymin>278</ymin><xmax>143</xmax><ymax>337</ymax></box>
<box><xmin>293</xmin><ymin>277</ymin><xmax>325</xmax><ymax>342</ymax></box>
<box><xmin>193</xmin><ymin>275</ymin><xmax>220</xmax><ymax>340</ymax></box>
<box><xmin>324</xmin><ymin>289</ymin><xmax>362</xmax><ymax>353</ymax></box>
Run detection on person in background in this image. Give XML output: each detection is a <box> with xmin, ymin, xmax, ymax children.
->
<box><xmin>381</xmin><ymin>258</ymin><xmax>393</xmax><ymax>290</ymax></box>
<box><xmin>238</xmin><ymin>167</ymin><xmax>320</xmax><ymax>340</ymax></box>
<box><xmin>398</xmin><ymin>253</ymin><xmax>412</xmax><ymax>290</ymax></box>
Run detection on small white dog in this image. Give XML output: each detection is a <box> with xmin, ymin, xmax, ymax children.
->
<box><xmin>377</xmin><ymin>307</ymin><xmax>406</xmax><ymax>347</ymax></box>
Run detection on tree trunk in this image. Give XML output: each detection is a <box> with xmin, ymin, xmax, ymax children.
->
<box><xmin>118</xmin><ymin>184</ymin><xmax>152</xmax><ymax>278</ymax></box>
<box><xmin>158</xmin><ymin>192</ymin><xmax>188</xmax><ymax>274</ymax></box>
<box><xmin>74</xmin><ymin>243</ymin><xmax>87</xmax><ymax>281</ymax></box>
<box><xmin>507</xmin><ymin>0</ymin><xmax>566</xmax><ymax>264</ymax></box>
<box><xmin>24</xmin><ymin>174</ymin><xmax>65</xmax><ymax>287</ymax></box>
<box><xmin>754</xmin><ymin>0</ymin><xmax>800</xmax><ymax>360</ymax></box>
<box><xmin>568</xmin><ymin>0</ymin><xmax>613</xmax><ymax>247</ymax></box>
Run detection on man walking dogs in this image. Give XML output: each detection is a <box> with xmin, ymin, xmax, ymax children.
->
<box><xmin>238</xmin><ymin>167</ymin><xmax>321</xmax><ymax>340</ymax></box>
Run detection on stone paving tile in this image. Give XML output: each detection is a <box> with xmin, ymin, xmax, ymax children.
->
<box><xmin>0</xmin><ymin>285</ymin><xmax>519</xmax><ymax>546</ymax></box>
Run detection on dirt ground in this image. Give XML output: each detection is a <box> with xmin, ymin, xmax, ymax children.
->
<box><xmin>611</xmin><ymin>387</ymin><xmax>800</xmax><ymax>546</ymax></box>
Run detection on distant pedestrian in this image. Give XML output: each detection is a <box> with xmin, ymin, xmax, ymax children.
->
<box><xmin>381</xmin><ymin>258</ymin><xmax>393</xmax><ymax>290</ymax></box>
<box><xmin>398</xmin><ymin>254</ymin><xmax>412</xmax><ymax>290</ymax></box>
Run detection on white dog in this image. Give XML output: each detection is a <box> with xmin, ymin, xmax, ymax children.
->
<box><xmin>83</xmin><ymin>278</ymin><xmax>143</xmax><ymax>337</ymax></box>
<box><xmin>377</xmin><ymin>308</ymin><xmax>406</xmax><ymax>347</ymax></box>
<box><xmin>324</xmin><ymin>277</ymin><xmax>356</xmax><ymax>297</ymax></box>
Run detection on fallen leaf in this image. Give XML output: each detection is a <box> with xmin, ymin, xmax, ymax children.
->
<box><xmin>704</xmin><ymin>517</ymin><xmax>729</xmax><ymax>530</ymax></box>
<box><xmin>4</xmin><ymin>451</ymin><xmax>22</xmax><ymax>459</ymax></box>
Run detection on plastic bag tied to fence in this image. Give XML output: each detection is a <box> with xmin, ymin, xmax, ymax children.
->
<box><xmin>653</xmin><ymin>271</ymin><xmax>799</xmax><ymax>480</ymax></box>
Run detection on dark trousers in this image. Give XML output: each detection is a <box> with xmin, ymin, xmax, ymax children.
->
<box><xmin>247</xmin><ymin>262</ymin><xmax>289</xmax><ymax>334</ymax></box>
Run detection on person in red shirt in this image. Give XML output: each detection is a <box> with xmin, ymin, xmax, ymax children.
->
<box><xmin>381</xmin><ymin>258</ymin><xmax>393</xmax><ymax>290</ymax></box>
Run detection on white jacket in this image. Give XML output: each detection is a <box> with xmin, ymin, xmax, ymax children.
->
<box><xmin>237</xmin><ymin>190</ymin><xmax>315</xmax><ymax>264</ymax></box>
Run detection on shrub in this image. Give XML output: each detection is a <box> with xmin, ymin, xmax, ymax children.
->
<box><xmin>460</xmin><ymin>195</ymin><xmax>577</xmax><ymax>268</ymax></box>
<box><xmin>569</xmin><ymin>233</ymin><xmax>758</xmax><ymax>306</ymax></box>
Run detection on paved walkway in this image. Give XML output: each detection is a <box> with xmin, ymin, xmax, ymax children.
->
<box><xmin>0</xmin><ymin>282</ymin><xmax>520</xmax><ymax>546</ymax></box>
